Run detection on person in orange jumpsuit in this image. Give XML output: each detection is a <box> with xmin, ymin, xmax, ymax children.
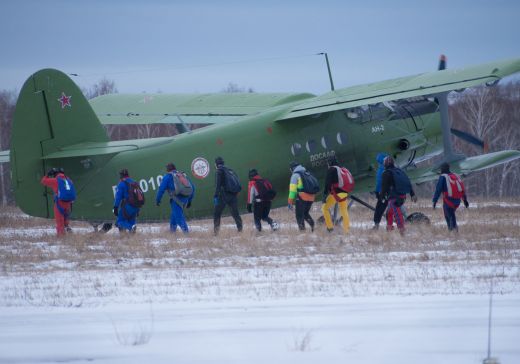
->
<box><xmin>40</xmin><ymin>168</ymin><xmax>74</xmax><ymax>236</ymax></box>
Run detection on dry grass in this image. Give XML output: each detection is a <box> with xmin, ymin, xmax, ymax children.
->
<box><xmin>1</xmin><ymin>199</ymin><xmax>519</xmax><ymax>274</ymax></box>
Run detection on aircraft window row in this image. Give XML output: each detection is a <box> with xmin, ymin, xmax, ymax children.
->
<box><xmin>291</xmin><ymin>132</ymin><xmax>347</xmax><ymax>156</ymax></box>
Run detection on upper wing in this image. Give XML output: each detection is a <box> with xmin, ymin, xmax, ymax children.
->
<box><xmin>280</xmin><ymin>57</ymin><xmax>520</xmax><ymax>120</ymax></box>
<box><xmin>90</xmin><ymin>92</ymin><xmax>315</xmax><ymax>125</ymax></box>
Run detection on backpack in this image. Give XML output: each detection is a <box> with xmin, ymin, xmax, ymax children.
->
<box><xmin>296</xmin><ymin>170</ymin><xmax>320</xmax><ymax>194</ymax></box>
<box><xmin>222</xmin><ymin>166</ymin><xmax>242</xmax><ymax>194</ymax></box>
<box><xmin>255</xmin><ymin>178</ymin><xmax>277</xmax><ymax>201</ymax></box>
<box><xmin>171</xmin><ymin>171</ymin><xmax>193</xmax><ymax>197</ymax></box>
<box><xmin>390</xmin><ymin>168</ymin><xmax>412</xmax><ymax>196</ymax></box>
<box><xmin>56</xmin><ymin>175</ymin><xmax>76</xmax><ymax>202</ymax></box>
<box><xmin>333</xmin><ymin>166</ymin><xmax>355</xmax><ymax>193</ymax></box>
<box><xmin>443</xmin><ymin>173</ymin><xmax>465</xmax><ymax>199</ymax></box>
<box><xmin>125</xmin><ymin>180</ymin><xmax>145</xmax><ymax>208</ymax></box>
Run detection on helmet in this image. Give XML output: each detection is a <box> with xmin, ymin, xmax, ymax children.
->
<box><xmin>440</xmin><ymin>162</ymin><xmax>450</xmax><ymax>174</ymax></box>
<box><xmin>166</xmin><ymin>162</ymin><xmax>176</xmax><ymax>171</ymax></box>
<box><xmin>215</xmin><ymin>156</ymin><xmax>224</xmax><ymax>166</ymax></box>
<box><xmin>383</xmin><ymin>156</ymin><xmax>394</xmax><ymax>168</ymax></box>
<box><xmin>289</xmin><ymin>161</ymin><xmax>300</xmax><ymax>172</ymax></box>
<box><xmin>327</xmin><ymin>155</ymin><xmax>338</xmax><ymax>166</ymax></box>
<box><xmin>119</xmin><ymin>168</ymin><xmax>129</xmax><ymax>178</ymax></box>
<box><xmin>248</xmin><ymin>168</ymin><xmax>258</xmax><ymax>179</ymax></box>
<box><xmin>57</xmin><ymin>167</ymin><xmax>65</xmax><ymax>174</ymax></box>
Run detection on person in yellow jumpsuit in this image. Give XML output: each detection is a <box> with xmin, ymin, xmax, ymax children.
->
<box><xmin>321</xmin><ymin>156</ymin><xmax>351</xmax><ymax>233</ymax></box>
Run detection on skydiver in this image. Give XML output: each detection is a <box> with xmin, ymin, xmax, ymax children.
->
<box><xmin>40</xmin><ymin>167</ymin><xmax>75</xmax><ymax>236</ymax></box>
<box><xmin>213</xmin><ymin>157</ymin><xmax>243</xmax><ymax>235</ymax></box>
<box><xmin>287</xmin><ymin>161</ymin><xmax>318</xmax><ymax>232</ymax></box>
<box><xmin>372</xmin><ymin>152</ymin><xmax>389</xmax><ymax>230</ymax></box>
<box><xmin>432</xmin><ymin>162</ymin><xmax>469</xmax><ymax>232</ymax></box>
<box><xmin>156</xmin><ymin>163</ymin><xmax>195</xmax><ymax>234</ymax></box>
<box><xmin>246</xmin><ymin>168</ymin><xmax>278</xmax><ymax>232</ymax></box>
<box><xmin>113</xmin><ymin>168</ymin><xmax>142</xmax><ymax>234</ymax></box>
<box><xmin>322</xmin><ymin>156</ymin><xmax>353</xmax><ymax>234</ymax></box>
<box><xmin>380</xmin><ymin>156</ymin><xmax>417</xmax><ymax>235</ymax></box>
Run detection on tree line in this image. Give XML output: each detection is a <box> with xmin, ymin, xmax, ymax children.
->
<box><xmin>0</xmin><ymin>80</ymin><xmax>519</xmax><ymax>206</ymax></box>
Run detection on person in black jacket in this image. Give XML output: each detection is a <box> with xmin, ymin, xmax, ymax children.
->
<box><xmin>213</xmin><ymin>156</ymin><xmax>243</xmax><ymax>235</ymax></box>
<box><xmin>380</xmin><ymin>156</ymin><xmax>417</xmax><ymax>234</ymax></box>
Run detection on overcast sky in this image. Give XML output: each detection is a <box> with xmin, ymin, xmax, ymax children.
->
<box><xmin>1</xmin><ymin>0</ymin><xmax>519</xmax><ymax>95</ymax></box>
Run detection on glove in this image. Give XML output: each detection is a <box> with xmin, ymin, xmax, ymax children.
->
<box><xmin>246</xmin><ymin>203</ymin><xmax>252</xmax><ymax>213</ymax></box>
<box><xmin>411</xmin><ymin>195</ymin><xmax>418</xmax><ymax>203</ymax></box>
<box><xmin>464</xmin><ymin>200</ymin><xmax>469</xmax><ymax>208</ymax></box>
<box><xmin>432</xmin><ymin>201</ymin><xmax>437</xmax><ymax>209</ymax></box>
<box><xmin>214</xmin><ymin>197</ymin><xmax>219</xmax><ymax>206</ymax></box>
<box><xmin>287</xmin><ymin>203</ymin><xmax>293</xmax><ymax>210</ymax></box>
<box><xmin>186</xmin><ymin>201</ymin><xmax>192</xmax><ymax>209</ymax></box>
<box><xmin>113</xmin><ymin>207</ymin><xmax>118</xmax><ymax>216</ymax></box>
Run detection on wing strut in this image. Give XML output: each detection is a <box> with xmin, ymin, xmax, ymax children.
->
<box><xmin>436</xmin><ymin>55</ymin><xmax>465</xmax><ymax>164</ymax></box>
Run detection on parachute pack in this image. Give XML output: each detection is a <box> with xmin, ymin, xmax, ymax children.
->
<box><xmin>171</xmin><ymin>171</ymin><xmax>193</xmax><ymax>197</ymax></box>
<box><xmin>390</xmin><ymin>168</ymin><xmax>412</xmax><ymax>196</ymax></box>
<box><xmin>255</xmin><ymin>178</ymin><xmax>277</xmax><ymax>201</ymax></box>
<box><xmin>222</xmin><ymin>167</ymin><xmax>242</xmax><ymax>194</ymax></box>
<box><xmin>333</xmin><ymin>166</ymin><xmax>355</xmax><ymax>193</ymax></box>
<box><xmin>56</xmin><ymin>176</ymin><xmax>76</xmax><ymax>202</ymax></box>
<box><xmin>297</xmin><ymin>170</ymin><xmax>320</xmax><ymax>194</ymax></box>
<box><xmin>125</xmin><ymin>180</ymin><xmax>145</xmax><ymax>208</ymax></box>
<box><xmin>443</xmin><ymin>173</ymin><xmax>465</xmax><ymax>199</ymax></box>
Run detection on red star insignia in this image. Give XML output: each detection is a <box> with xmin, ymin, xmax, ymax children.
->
<box><xmin>58</xmin><ymin>92</ymin><xmax>72</xmax><ymax>109</ymax></box>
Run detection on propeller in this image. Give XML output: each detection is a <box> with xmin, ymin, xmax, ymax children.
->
<box><xmin>450</xmin><ymin>128</ymin><xmax>488</xmax><ymax>152</ymax></box>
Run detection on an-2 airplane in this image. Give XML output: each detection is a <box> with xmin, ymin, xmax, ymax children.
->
<box><xmin>3</xmin><ymin>56</ymin><xmax>520</xmax><ymax>229</ymax></box>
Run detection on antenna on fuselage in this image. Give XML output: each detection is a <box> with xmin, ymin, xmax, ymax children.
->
<box><xmin>317</xmin><ymin>52</ymin><xmax>335</xmax><ymax>91</ymax></box>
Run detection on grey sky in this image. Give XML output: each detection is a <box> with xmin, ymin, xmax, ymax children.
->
<box><xmin>1</xmin><ymin>0</ymin><xmax>519</xmax><ymax>95</ymax></box>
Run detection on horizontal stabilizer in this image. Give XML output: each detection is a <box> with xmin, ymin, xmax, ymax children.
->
<box><xmin>41</xmin><ymin>138</ymin><xmax>172</xmax><ymax>160</ymax></box>
<box><xmin>0</xmin><ymin>150</ymin><xmax>9</xmax><ymax>163</ymax></box>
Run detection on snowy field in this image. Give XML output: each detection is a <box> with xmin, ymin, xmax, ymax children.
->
<box><xmin>0</xmin><ymin>200</ymin><xmax>519</xmax><ymax>363</ymax></box>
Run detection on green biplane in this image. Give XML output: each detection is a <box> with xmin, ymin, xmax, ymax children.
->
<box><xmin>3</xmin><ymin>57</ymin><xmax>520</xmax><ymax>228</ymax></box>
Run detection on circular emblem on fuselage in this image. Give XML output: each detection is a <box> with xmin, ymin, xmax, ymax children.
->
<box><xmin>191</xmin><ymin>157</ymin><xmax>210</xmax><ymax>179</ymax></box>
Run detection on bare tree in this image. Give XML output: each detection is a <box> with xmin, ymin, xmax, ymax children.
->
<box><xmin>221</xmin><ymin>82</ymin><xmax>254</xmax><ymax>93</ymax></box>
<box><xmin>0</xmin><ymin>90</ymin><xmax>17</xmax><ymax>206</ymax></box>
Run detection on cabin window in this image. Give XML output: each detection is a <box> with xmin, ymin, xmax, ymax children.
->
<box><xmin>291</xmin><ymin>142</ymin><xmax>302</xmax><ymax>156</ymax></box>
<box><xmin>321</xmin><ymin>135</ymin><xmax>331</xmax><ymax>149</ymax></box>
<box><xmin>306</xmin><ymin>139</ymin><xmax>317</xmax><ymax>153</ymax></box>
<box><xmin>337</xmin><ymin>132</ymin><xmax>347</xmax><ymax>145</ymax></box>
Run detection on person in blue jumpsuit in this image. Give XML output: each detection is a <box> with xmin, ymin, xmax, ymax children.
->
<box><xmin>372</xmin><ymin>152</ymin><xmax>388</xmax><ymax>229</ymax></box>
<box><xmin>156</xmin><ymin>163</ymin><xmax>195</xmax><ymax>233</ymax></box>
<box><xmin>113</xmin><ymin>168</ymin><xmax>140</xmax><ymax>233</ymax></box>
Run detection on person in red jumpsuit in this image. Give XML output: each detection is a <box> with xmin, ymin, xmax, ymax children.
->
<box><xmin>41</xmin><ymin>168</ymin><xmax>73</xmax><ymax>236</ymax></box>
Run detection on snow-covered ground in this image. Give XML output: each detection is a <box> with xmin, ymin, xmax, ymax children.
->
<box><xmin>0</xmin><ymin>203</ymin><xmax>519</xmax><ymax>363</ymax></box>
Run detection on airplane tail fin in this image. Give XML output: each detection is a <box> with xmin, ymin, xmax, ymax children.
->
<box><xmin>11</xmin><ymin>69</ymin><xmax>109</xmax><ymax>217</ymax></box>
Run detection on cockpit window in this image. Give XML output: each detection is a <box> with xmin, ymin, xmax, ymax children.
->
<box><xmin>345</xmin><ymin>97</ymin><xmax>438</xmax><ymax>122</ymax></box>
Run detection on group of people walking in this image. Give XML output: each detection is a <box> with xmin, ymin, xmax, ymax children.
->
<box><xmin>41</xmin><ymin>154</ymin><xmax>469</xmax><ymax>237</ymax></box>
